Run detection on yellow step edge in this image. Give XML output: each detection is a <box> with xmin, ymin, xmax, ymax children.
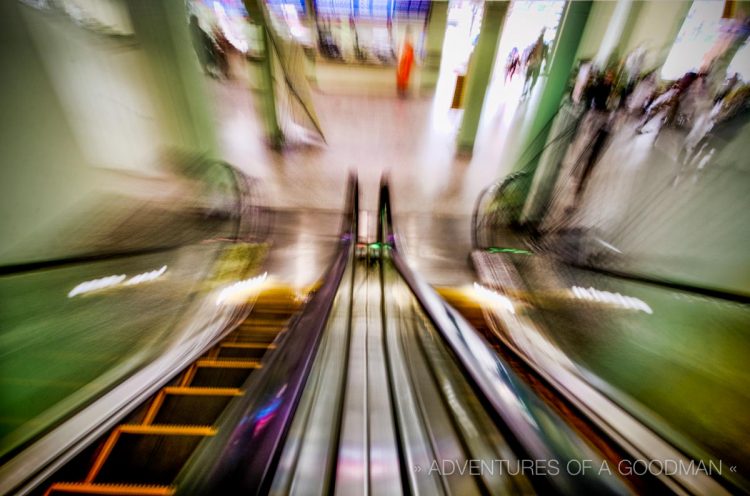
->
<box><xmin>162</xmin><ymin>387</ymin><xmax>243</xmax><ymax>396</ymax></box>
<box><xmin>239</xmin><ymin>320</ymin><xmax>286</xmax><ymax>330</ymax></box>
<box><xmin>249</xmin><ymin>309</ymin><xmax>299</xmax><ymax>315</ymax></box>
<box><xmin>118</xmin><ymin>424</ymin><xmax>216</xmax><ymax>436</ymax></box>
<box><xmin>234</xmin><ymin>330</ymin><xmax>284</xmax><ymax>337</ymax></box>
<box><xmin>47</xmin><ymin>483</ymin><xmax>174</xmax><ymax>496</ymax></box>
<box><xmin>238</xmin><ymin>322</ymin><xmax>288</xmax><ymax>329</ymax></box>
<box><xmin>219</xmin><ymin>342</ymin><xmax>275</xmax><ymax>349</ymax></box>
<box><xmin>195</xmin><ymin>359</ymin><xmax>261</xmax><ymax>369</ymax></box>
<box><xmin>252</xmin><ymin>298</ymin><xmax>303</xmax><ymax>306</ymax></box>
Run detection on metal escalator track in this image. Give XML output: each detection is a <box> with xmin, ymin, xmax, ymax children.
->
<box><xmin>44</xmin><ymin>289</ymin><xmax>301</xmax><ymax>496</ymax></box>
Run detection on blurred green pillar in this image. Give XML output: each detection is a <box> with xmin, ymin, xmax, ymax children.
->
<box><xmin>127</xmin><ymin>0</ymin><xmax>217</xmax><ymax>156</ymax></box>
<box><xmin>513</xmin><ymin>0</ymin><xmax>592</xmax><ymax>173</ymax></box>
<box><xmin>244</xmin><ymin>0</ymin><xmax>283</xmax><ymax>149</ymax></box>
<box><xmin>420</xmin><ymin>1</ymin><xmax>449</xmax><ymax>91</ymax></box>
<box><xmin>304</xmin><ymin>0</ymin><xmax>319</xmax><ymax>84</ymax></box>
<box><xmin>456</xmin><ymin>1</ymin><xmax>509</xmax><ymax>153</ymax></box>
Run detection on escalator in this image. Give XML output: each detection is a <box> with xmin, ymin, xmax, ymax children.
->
<box><xmin>30</xmin><ymin>176</ymin><xmax>361</xmax><ymax>496</ymax></box>
<box><xmin>251</xmin><ymin>181</ymin><xmax>637</xmax><ymax>495</ymax></box>
<box><xmin>44</xmin><ymin>287</ymin><xmax>301</xmax><ymax>496</ymax></box>
<box><xmin>15</xmin><ymin>175</ymin><xmax>719</xmax><ymax>495</ymax></box>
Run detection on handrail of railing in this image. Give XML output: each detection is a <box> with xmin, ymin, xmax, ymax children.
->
<box><xmin>176</xmin><ymin>173</ymin><xmax>358</xmax><ymax>496</ymax></box>
<box><xmin>214</xmin><ymin>160</ymin><xmax>272</xmax><ymax>243</ymax></box>
<box><xmin>377</xmin><ymin>178</ymin><xmax>634</xmax><ymax>495</ymax></box>
<box><xmin>471</xmin><ymin>169</ymin><xmax>530</xmax><ymax>249</ymax></box>
<box><xmin>471</xmin><ymin>101</ymin><xmax>586</xmax><ymax>248</ymax></box>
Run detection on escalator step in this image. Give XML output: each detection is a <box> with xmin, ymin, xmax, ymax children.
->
<box><xmin>150</xmin><ymin>388</ymin><xmax>242</xmax><ymax>426</ymax></box>
<box><xmin>161</xmin><ymin>386</ymin><xmax>243</xmax><ymax>395</ymax></box>
<box><xmin>248</xmin><ymin>303</ymin><xmax>300</xmax><ymax>313</ymax></box>
<box><xmin>92</xmin><ymin>425</ymin><xmax>214</xmax><ymax>486</ymax></box>
<box><xmin>189</xmin><ymin>360</ymin><xmax>260</xmax><ymax>388</ymax></box>
<box><xmin>216</xmin><ymin>342</ymin><xmax>274</xmax><ymax>359</ymax></box>
<box><xmin>240</xmin><ymin>316</ymin><xmax>294</xmax><ymax>327</ymax></box>
<box><xmin>46</xmin><ymin>482</ymin><xmax>174</xmax><ymax>495</ymax></box>
<box><xmin>194</xmin><ymin>359</ymin><xmax>261</xmax><ymax>368</ymax></box>
<box><xmin>229</xmin><ymin>333</ymin><xmax>279</xmax><ymax>345</ymax></box>
<box><xmin>237</xmin><ymin>321</ymin><xmax>288</xmax><ymax>332</ymax></box>
<box><xmin>44</xmin><ymin>294</ymin><xmax>302</xmax><ymax>494</ymax></box>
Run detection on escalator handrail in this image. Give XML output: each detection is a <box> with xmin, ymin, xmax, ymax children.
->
<box><xmin>177</xmin><ymin>173</ymin><xmax>358</xmax><ymax>496</ymax></box>
<box><xmin>376</xmin><ymin>179</ymin><xmax>631</xmax><ymax>494</ymax></box>
<box><xmin>471</xmin><ymin>170</ymin><xmax>530</xmax><ymax>249</ymax></box>
<box><xmin>214</xmin><ymin>160</ymin><xmax>272</xmax><ymax>243</ymax></box>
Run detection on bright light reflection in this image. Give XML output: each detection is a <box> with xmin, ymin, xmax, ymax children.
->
<box><xmin>68</xmin><ymin>265</ymin><xmax>170</xmax><ymax>297</ymax></box>
<box><xmin>68</xmin><ymin>275</ymin><xmax>126</xmax><ymax>298</ymax></box>
<box><xmin>472</xmin><ymin>282</ymin><xmax>515</xmax><ymax>314</ymax></box>
<box><xmin>124</xmin><ymin>265</ymin><xmax>167</xmax><ymax>286</ymax></box>
<box><xmin>216</xmin><ymin>272</ymin><xmax>268</xmax><ymax>306</ymax></box>
<box><xmin>570</xmin><ymin>286</ymin><xmax>653</xmax><ymax>314</ymax></box>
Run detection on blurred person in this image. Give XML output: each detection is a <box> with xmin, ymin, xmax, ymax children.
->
<box><xmin>616</xmin><ymin>47</ymin><xmax>647</xmax><ymax>109</ymax></box>
<box><xmin>623</xmin><ymin>46</ymin><xmax>646</xmax><ymax>85</ymax></box>
<box><xmin>319</xmin><ymin>29</ymin><xmax>342</xmax><ymax>60</ymax></box>
<box><xmin>574</xmin><ymin>69</ymin><xmax>615</xmax><ymax>202</ymax></box>
<box><xmin>716</xmin><ymin>82</ymin><xmax>750</xmax><ymax>121</ymax></box>
<box><xmin>522</xmin><ymin>29</ymin><xmax>548</xmax><ymax>98</ymax></box>
<box><xmin>571</xmin><ymin>60</ymin><xmax>593</xmax><ymax>104</ymax></box>
<box><xmin>625</xmin><ymin>71</ymin><xmax>657</xmax><ymax>116</ymax></box>
<box><xmin>635</xmin><ymin>71</ymin><xmax>698</xmax><ymax>135</ymax></box>
<box><xmin>212</xmin><ymin>24</ymin><xmax>232</xmax><ymax>79</ymax></box>
<box><xmin>505</xmin><ymin>47</ymin><xmax>521</xmax><ymax>82</ymax></box>
<box><xmin>396</xmin><ymin>28</ymin><xmax>415</xmax><ymax>97</ymax></box>
<box><xmin>351</xmin><ymin>15</ymin><xmax>366</xmax><ymax>62</ymax></box>
<box><xmin>189</xmin><ymin>15</ymin><xmax>219</xmax><ymax>77</ymax></box>
<box><xmin>715</xmin><ymin>72</ymin><xmax>740</xmax><ymax>103</ymax></box>
<box><xmin>682</xmin><ymin>83</ymin><xmax>750</xmax><ymax>174</ymax></box>
<box><xmin>676</xmin><ymin>75</ymin><xmax>715</xmax><ymax>170</ymax></box>
<box><xmin>678</xmin><ymin>74</ymin><xmax>712</xmax><ymax>128</ymax></box>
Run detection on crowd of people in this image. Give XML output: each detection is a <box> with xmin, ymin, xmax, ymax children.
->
<box><xmin>566</xmin><ymin>48</ymin><xmax>750</xmax><ymax>201</ymax></box>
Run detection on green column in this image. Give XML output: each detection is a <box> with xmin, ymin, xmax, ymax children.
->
<box><xmin>127</xmin><ymin>0</ymin><xmax>217</xmax><ymax>155</ymax></box>
<box><xmin>514</xmin><ymin>0</ymin><xmax>592</xmax><ymax>173</ymax></box>
<box><xmin>304</xmin><ymin>0</ymin><xmax>318</xmax><ymax>84</ymax></box>
<box><xmin>456</xmin><ymin>1</ymin><xmax>509</xmax><ymax>153</ymax></box>
<box><xmin>420</xmin><ymin>0</ymin><xmax>449</xmax><ymax>91</ymax></box>
<box><xmin>244</xmin><ymin>0</ymin><xmax>283</xmax><ymax>149</ymax></box>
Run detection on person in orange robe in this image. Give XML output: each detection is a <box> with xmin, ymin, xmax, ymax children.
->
<box><xmin>396</xmin><ymin>30</ymin><xmax>415</xmax><ymax>97</ymax></box>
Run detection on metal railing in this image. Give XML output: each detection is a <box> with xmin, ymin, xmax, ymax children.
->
<box><xmin>215</xmin><ymin>160</ymin><xmax>272</xmax><ymax>243</ymax></box>
<box><xmin>471</xmin><ymin>170</ymin><xmax>531</xmax><ymax>250</ymax></box>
